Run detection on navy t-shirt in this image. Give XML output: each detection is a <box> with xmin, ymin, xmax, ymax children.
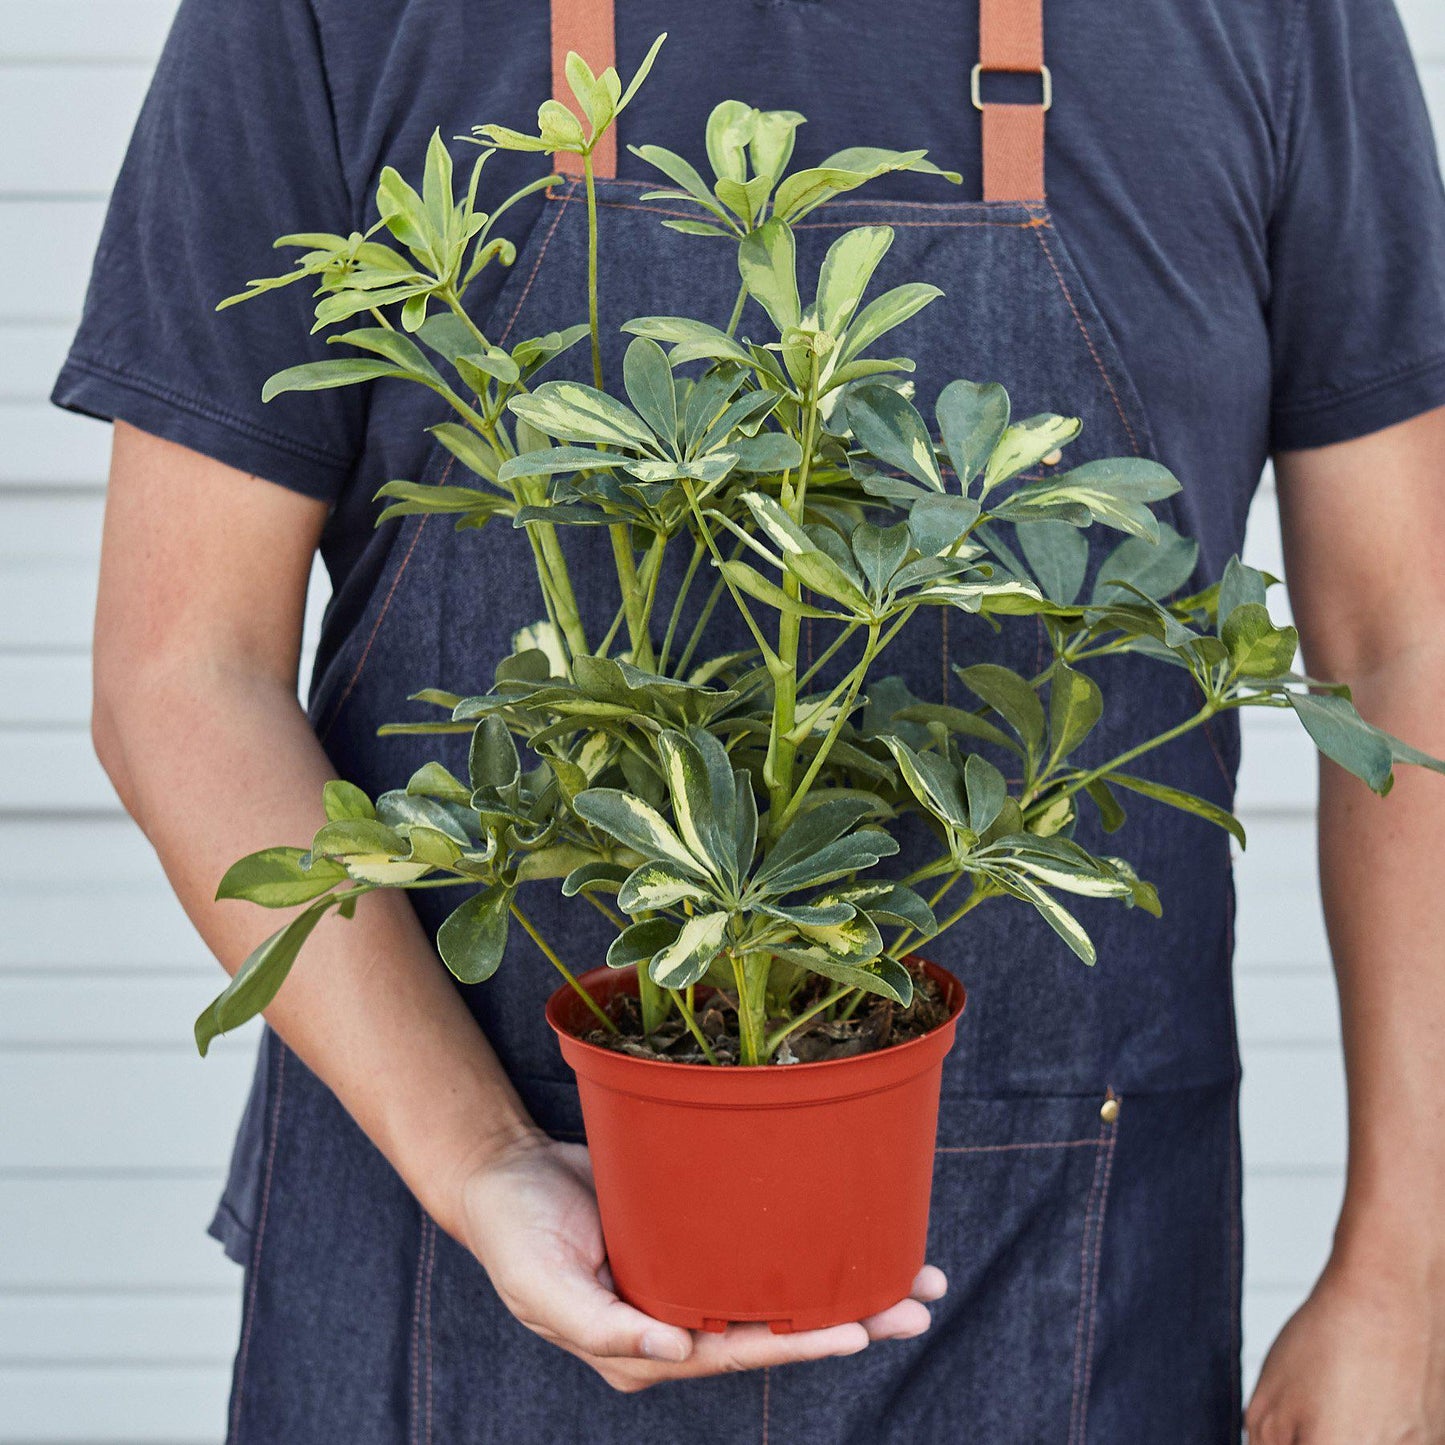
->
<box><xmin>53</xmin><ymin>0</ymin><xmax>1445</xmax><ymax>686</ymax></box>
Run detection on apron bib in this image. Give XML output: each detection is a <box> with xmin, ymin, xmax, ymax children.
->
<box><xmin>223</xmin><ymin>3</ymin><xmax>1243</xmax><ymax>1438</ymax></box>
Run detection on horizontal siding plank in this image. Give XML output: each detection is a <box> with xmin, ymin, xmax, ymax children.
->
<box><xmin>1241</xmin><ymin>1045</ymin><xmax>1346</xmax><ymax>1171</ymax></box>
<box><xmin>0</xmin><ymin>977</ymin><xmax>257</xmax><ymax>1048</ymax></box>
<box><xmin>0</xmin><ymin>1362</ymin><xmax>228</xmax><ymax>1443</ymax></box>
<box><xmin>0</xmin><ymin>1176</ymin><xmax>233</xmax><ymax>1291</ymax></box>
<box><xmin>0</xmin><ymin>323</ymin><xmax>73</xmax><ymax>402</ymax></box>
<box><xmin>1</xmin><ymin>64</ymin><xmax>151</xmax><ymax>197</ymax></box>
<box><xmin>0</xmin><ymin>200</ymin><xmax>105</xmax><ymax>321</ymax></box>
<box><xmin>1244</xmin><ymin>1170</ymin><xmax>1343</xmax><ymax>1292</ymax></box>
<box><xmin>0</xmin><ymin>0</ymin><xmax>178</xmax><ymax>63</ymax></box>
<box><xmin>0</xmin><ymin>1291</ymin><xmax>238</xmax><ymax>1366</ymax></box>
<box><xmin>1</xmin><ymin>1050</ymin><xmax>256</xmax><ymax>1172</ymax></box>
<box><xmin>1</xmin><ymin>401</ymin><xmax>111</xmax><ymax>487</ymax></box>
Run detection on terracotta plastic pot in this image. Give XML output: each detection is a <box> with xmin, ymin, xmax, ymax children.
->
<box><xmin>546</xmin><ymin>960</ymin><xmax>965</xmax><ymax>1334</ymax></box>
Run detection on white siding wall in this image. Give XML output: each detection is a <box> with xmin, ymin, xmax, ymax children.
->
<box><xmin>2</xmin><ymin>3</ymin><xmax>1442</xmax><ymax>1437</ymax></box>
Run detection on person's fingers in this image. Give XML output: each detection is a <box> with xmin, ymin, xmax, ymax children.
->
<box><xmin>673</xmin><ymin>1320</ymin><xmax>871</xmax><ymax>1377</ymax></box>
<box><xmin>909</xmin><ymin>1265</ymin><xmax>948</xmax><ymax>1303</ymax></box>
<box><xmin>523</xmin><ymin>1256</ymin><xmax>693</xmax><ymax>1364</ymax></box>
<box><xmin>859</xmin><ymin>1297</ymin><xmax>933</xmax><ymax>1340</ymax></box>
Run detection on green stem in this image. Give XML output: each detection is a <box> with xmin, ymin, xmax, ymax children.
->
<box><xmin>659</xmin><ymin>538</ymin><xmax>705</xmax><ymax>674</ymax></box>
<box><xmin>724</xmin><ymin>279</ymin><xmax>748</xmax><ymax>339</ymax></box>
<box><xmin>683</xmin><ymin>485</ymin><xmax>778</xmax><ymax>667</ymax></box>
<box><xmin>509</xmin><ymin>903</ymin><xmax>616</xmax><ymax>1033</ymax></box>
<box><xmin>1034</xmin><ymin>701</ymin><xmax>1218</xmax><ymax>816</ymax></box>
<box><xmin>672</xmin><ymin>989</ymin><xmax>720</xmax><ymax>1065</ymax></box>
<box><xmin>765</xmin><ymin>984</ymin><xmax>854</xmax><ymax>1056</ymax></box>
<box><xmin>583</xmin><ymin>151</ymin><xmax>604</xmax><ymax>391</ymax></box>
<box><xmin>636</xmin><ymin>966</ymin><xmax>669</xmax><ymax>1036</ymax></box>
<box><xmin>731</xmin><ymin>952</ymin><xmax>770</xmax><ymax>1066</ymax></box>
<box><xmin>765</xmin><ymin>356</ymin><xmax>821</xmax><ymax>835</ymax></box>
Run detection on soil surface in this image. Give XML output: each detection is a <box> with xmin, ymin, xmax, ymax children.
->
<box><xmin>580</xmin><ymin>959</ymin><xmax>951</xmax><ymax>1066</ymax></box>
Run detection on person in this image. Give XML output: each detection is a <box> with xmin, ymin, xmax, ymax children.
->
<box><xmin>53</xmin><ymin>0</ymin><xmax>1445</xmax><ymax>1438</ymax></box>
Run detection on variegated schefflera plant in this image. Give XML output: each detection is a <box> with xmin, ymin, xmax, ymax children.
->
<box><xmin>197</xmin><ymin>41</ymin><xmax>1445</xmax><ymax>1065</ymax></box>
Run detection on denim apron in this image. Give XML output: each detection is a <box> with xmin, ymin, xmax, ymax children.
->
<box><xmin>219</xmin><ymin>2</ymin><xmax>1243</xmax><ymax>1438</ymax></box>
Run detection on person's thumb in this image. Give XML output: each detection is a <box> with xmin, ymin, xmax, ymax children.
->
<box><xmin>538</xmin><ymin>1261</ymin><xmax>693</xmax><ymax>1363</ymax></box>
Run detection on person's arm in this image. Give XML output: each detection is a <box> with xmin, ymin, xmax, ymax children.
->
<box><xmin>96</xmin><ymin>422</ymin><xmax>940</xmax><ymax>1389</ymax></box>
<box><xmin>1246</xmin><ymin>406</ymin><xmax>1445</xmax><ymax>1441</ymax></box>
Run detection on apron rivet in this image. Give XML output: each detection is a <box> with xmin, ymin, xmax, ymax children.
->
<box><xmin>1041</xmin><ymin>448</ymin><xmax>1063</xmax><ymax>466</ymax></box>
<box><xmin>1100</xmin><ymin>1096</ymin><xmax>1120</xmax><ymax>1123</ymax></box>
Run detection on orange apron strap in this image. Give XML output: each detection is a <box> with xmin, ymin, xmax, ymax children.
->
<box><xmin>550</xmin><ymin>0</ymin><xmax>618</xmax><ymax>179</ymax></box>
<box><xmin>976</xmin><ymin>0</ymin><xmax>1050</xmax><ymax>203</ymax></box>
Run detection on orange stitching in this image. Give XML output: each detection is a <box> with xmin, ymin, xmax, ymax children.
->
<box><xmin>319</xmin><ymin>199</ymin><xmax>571</xmax><ymax>741</ymax></box>
<box><xmin>1031</xmin><ymin>226</ymin><xmax>1141</xmax><ymax>457</ymax></box>
<box><xmin>408</xmin><ymin>1215</ymin><xmax>426</xmax><ymax>1445</ymax></box>
<box><xmin>1067</xmin><ymin>1116</ymin><xmax>1110</xmax><ymax>1445</ymax></box>
<box><xmin>424</xmin><ymin>1220</ymin><xmax>436</xmax><ymax>1445</ymax></box>
<box><xmin>1077</xmin><ymin>1107</ymin><xmax>1119</xmax><ymax>1442</ymax></box>
<box><xmin>230</xmin><ymin>1042</ymin><xmax>287</xmax><ymax>1441</ymax></box>
<box><xmin>934</xmin><ymin>1137</ymin><xmax>1101</xmax><ymax>1154</ymax></box>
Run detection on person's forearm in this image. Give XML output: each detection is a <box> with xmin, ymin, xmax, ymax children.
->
<box><xmin>1315</xmin><ymin>637</ymin><xmax>1445</xmax><ymax>1270</ymax></box>
<box><xmin>94</xmin><ymin>653</ymin><xmax>541</xmax><ymax>1241</ymax></box>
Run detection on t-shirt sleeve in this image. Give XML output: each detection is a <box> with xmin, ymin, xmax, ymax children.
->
<box><xmin>1267</xmin><ymin>0</ymin><xmax>1445</xmax><ymax>451</ymax></box>
<box><xmin>50</xmin><ymin>0</ymin><xmax>362</xmax><ymax>502</ymax></box>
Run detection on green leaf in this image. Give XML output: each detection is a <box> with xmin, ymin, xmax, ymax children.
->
<box><xmin>261</xmin><ymin>358</ymin><xmax>405</xmax><ymax>403</ymax></box>
<box><xmin>509</xmin><ymin>381</ymin><xmax>658</xmax><ymax>451</ymax></box>
<box><xmin>964</xmin><ymin>754</ymin><xmax>1008</xmax><ymax>834</ymax></box>
<box><xmin>215</xmin><ymin>847</ymin><xmax>349</xmax><ymax>907</ymax></box>
<box><xmin>737</xmin><ymin>217</ymin><xmax>801</xmax><ymax>333</ymax></box>
<box><xmin>650</xmin><ymin>910</ymin><xmax>729</xmax><ymax>989</ymax></box>
<box><xmin>1084</xmin><ymin>778</ymin><xmax>1127</xmax><ymax>832</ymax></box>
<box><xmin>1286</xmin><ymin>692</ymin><xmax>1396</xmax><ymax>795</ymax></box>
<box><xmin>622</xmin><ymin>315</ymin><xmax>754</xmax><ymax>368</ymax></box>
<box><xmin>322</xmin><ymin>780</ymin><xmax>375</xmax><ymax>822</ymax></box>
<box><xmin>905</xmin><ymin>495</ymin><xmax>982</xmax><ymax>556</ymax></box>
<box><xmin>608</xmin><ymin>916</ymin><xmax>680</xmax><ymax>970</ymax></box>
<box><xmin>427</xmin><ymin>422</ymin><xmax>502</xmax><ymax>482</ymax></box>
<box><xmin>843</xmin><ymin>384</ymin><xmax>944</xmax><ymax>491</ymax></box>
<box><xmin>705</xmin><ymin>99</ymin><xmax>756</xmax><ymax>184</ymax></box>
<box><xmin>1216</xmin><ymin>555</ymin><xmax>1268</xmax><ymax>626</ymax></box>
<box><xmin>617</xmin><ymin>860</ymin><xmax>717</xmax><ymax>914</ymax></box>
<box><xmin>1222</xmin><ymin>603</ymin><xmax>1298</xmax><ymax>679</ymax></box>
<box><xmin>574</xmin><ymin>788</ymin><xmax>706</xmax><ymax>873</ymax></box>
<box><xmin>656</xmin><ymin>729</ymin><xmax>734</xmax><ymax>882</ymax></box>
<box><xmin>1012</xmin><ymin>520</ymin><xmax>1087</xmax><ymax>605</ymax></box>
<box><xmin>469</xmin><ymin>716</ymin><xmax>521</xmax><ymax>793</ymax></box>
<box><xmin>1004</xmin><ymin>457</ymin><xmax>1181</xmax><ymax>542</ymax></box>
<box><xmin>881</xmin><ymin>736</ymin><xmax>969</xmax><ymax>830</ymax></box>
<box><xmin>936</xmin><ymin>380</ymin><xmax>1011</xmax><ymax>488</ymax></box>
<box><xmin>1106</xmin><ymin>771</ymin><xmax>1246</xmax><ymax>847</ymax></box>
<box><xmin>1092</xmin><ymin>524</ymin><xmax>1198</xmax><ymax>605</ymax></box>
<box><xmin>957</xmin><ymin>664</ymin><xmax>1046</xmax><ymax>758</ymax></box>
<box><xmin>331</xmin><ymin>327</ymin><xmax>446</xmax><ymax>390</ymax></box>
<box><xmin>1048</xmin><ymin>665</ymin><xmax>1103</xmax><ymax>762</ymax></box>
<box><xmin>769</xmin><ymin>948</ymin><xmax>913</xmax><ymax>1005</ymax></box>
<box><xmin>816</xmin><ymin>225</ymin><xmax>893</xmax><ymax>333</ymax></box>
<box><xmin>1006</xmin><ymin>874</ymin><xmax>1096</xmax><ymax>964</ymax></box>
<box><xmin>982</xmin><ymin>414</ymin><xmax>1082</xmax><ymax>494</ymax></box>
<box><xmin>194</xmin><ymin>898</ymin><xmax>333</xmax><ymax>1054</ymax></box>
<box><xmin>837</xmin><ymin>284</ymin><xmax>942</xmax><ymax>367</ymax></box>
<box><xmin>437</xmin><ymin>884</ymin><xmax>512</xmax><ymax>984</ymax></box>
<box><xmin>756</xmin><ymin>828</ymin><xmax>899</xmax><ymax>895</ymax></box>
<box><xmin>622</xmin><ymin>337</ymin><xmax>678</xmax><ymax>447</ymax></box>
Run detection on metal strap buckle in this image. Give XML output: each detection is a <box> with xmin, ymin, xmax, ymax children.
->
<box><xmin>970</xmin><ymin>63</ymin><xmax>1053</xmax><ymax>112</ymax></box>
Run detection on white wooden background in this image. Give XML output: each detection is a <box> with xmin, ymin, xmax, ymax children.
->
<box><xmin>1</xmin><ymin>3</ymin><xmax>1441</xmax><ymax>1438</ymax></box>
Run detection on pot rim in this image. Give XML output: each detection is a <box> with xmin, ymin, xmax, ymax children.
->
<box><xmin>545</xmin><ymin>956</ymin><xmax>966</xmax><ymax>1079</ymax></box>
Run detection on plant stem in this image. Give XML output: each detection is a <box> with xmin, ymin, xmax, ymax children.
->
<box><xmin>765</xmin><ymin>356</ymin><xmax>821</xmax><ymax>835</ymax></box>
<box><xmin>509</xmin><ymin>902</ymin><xmax>616</xmax><ymax>1033</ymax></box>
<box><xmin>672</xmin><ymin>988</ymin><xmax>720</xmax><ymax>1065</ymax></box>
<box><xmin>1035</xmin><ymin>701</ymin><xmax>1219</xmax><ymax>815</ymax></box>
<box><xmin>636</xmin><ymin>966</ymin><xmax>669</xmax><ymax>1036</ymax></box>
<box><xmin>659</xmin><ymin>538</ymin><xmax>705</xmax><ymax>674</ymax></box>
<box><xmin>764</xmin><ymin>984</ymin><xmax>854</xmax><ymax>1056</ymax></box>
<box><xmin>724</xmin><ymin>279</ymin><xmax>748</xmax><ymax>339</ymax></box>
<box><xmin>583</xmin><ymin>151</ymin><xmax>604</xmax><ymax>391</ymax></box>
<box><xmin>731</xmin><ymin>952</ymin><xmax>770</xmax><ymax>1066</ymax></box>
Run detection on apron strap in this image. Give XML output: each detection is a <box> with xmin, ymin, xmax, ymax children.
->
<box><xmin>550</xmin><ymin>0</ymin><xmax>618</xmax><ymax>178</ymax></box>
<box><xmin>975</xmin><ymin>0</ymin><xmax>1050</xmax><ymax>202</ymax></box>
<box><xmin>548</xmin><ymin>0</ymin><xmax>1049</xmax><ymax>200</ymax></box>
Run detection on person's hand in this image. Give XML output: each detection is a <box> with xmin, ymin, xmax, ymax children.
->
<box><xmin>457</xmin><ymin>1131</ymin><xmax>947</xmax><ymax>1392</ymax></box>
<box><xmin>1245</xmin><ymin>1248</ymin><xmax>1445</xmax><ymax>1443</ymax></box>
